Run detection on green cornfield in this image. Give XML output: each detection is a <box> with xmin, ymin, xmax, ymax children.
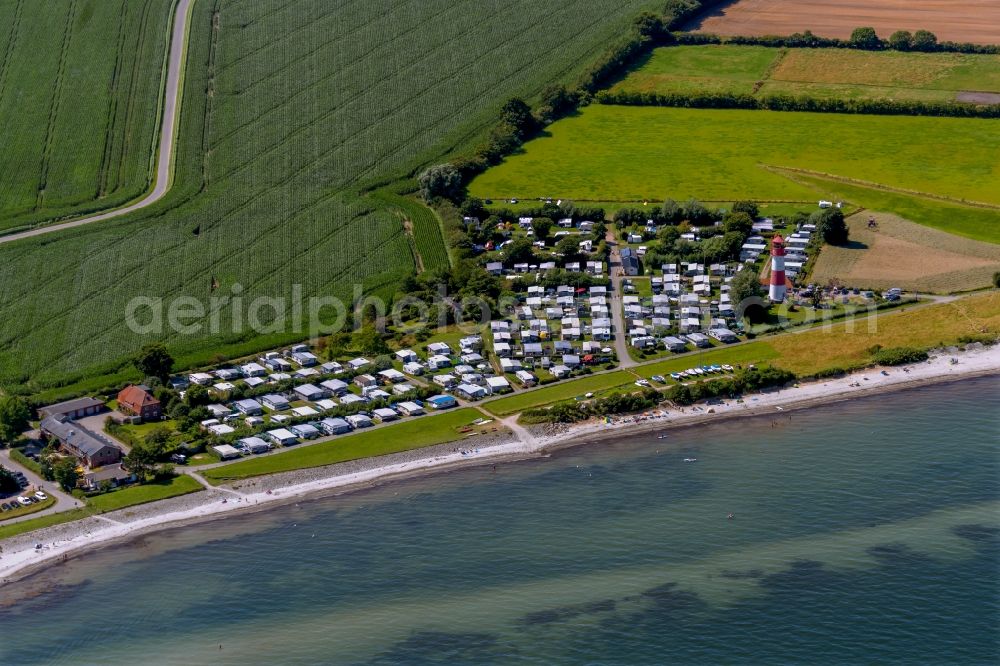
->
<box><xmin>0</xmin><ymin>0</ymin><xmax>175</xmax><ymax>233</ymax></box>
<box><xmin>0</xmin><ymin>0</ymin><xmax>660</xmax><ymax>392</ymax></box>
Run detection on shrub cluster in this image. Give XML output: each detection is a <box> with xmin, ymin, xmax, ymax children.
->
<box><xmin>522</xmin><ymin>388</ymin><xmax>661</xmax><ymax>424</ymax></box>
<box><xmin>666</xmin><ymin>366</ymin><xmax>796</xmax><ymax>405</ymax></box>
<box><xmin>871</xmin><ymin>347</ymin><xmax>930</xmax><ymax>366</ymax></box>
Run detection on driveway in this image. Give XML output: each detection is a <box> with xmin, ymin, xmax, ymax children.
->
<box><xmin>606</xmin><ymin>229</ymin><xmax>637</xmax><ymax>368</ymax></box>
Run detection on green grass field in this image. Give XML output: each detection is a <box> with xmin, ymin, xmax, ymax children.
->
<box><xmin>0</xmin><ymin>0</ymin><xmax>175</xmax><ymax>233</ymax></box>
<box><xmin>84</xmin><ymin>474</ymin><xmax>204</xmax><ymax>512</ymax></box>
<box><xmin>202</xmin><ymin>408</ymin><xmax>487</xmax><ymax>481</ymax></box>
<box><xmin>610</xmin><ymin>45</ymin><xmax>1000</xmax><ymax>103</ymax></box>
<box><xmin>469</xmin><ymin>105</ymin><xmax>1000</xmax><ymax>208</ymax></box>
<box><xmin>0</xmin><ymin>507</ymin><xmax>92</xmax><ymax>541</ymax></box>
<box><xmin>784</xmin><ymin>172</ymin><xmax>1000</xmax><ymax>244</ymax></box>
<box><xmin>0</xmin><ymin>0</ymin><xmax>664</xmax><ymax>393</ymax></box>
<box><xmin>484</xmin><ymin>371</ymin><xmax>635</xmax><ymax>416</ymax></box>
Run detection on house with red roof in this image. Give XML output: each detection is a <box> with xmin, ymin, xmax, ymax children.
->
<box><xmin>117</xmin><ymin>385</ymin><xmax>162</xmax><ymax>422</ymax></box>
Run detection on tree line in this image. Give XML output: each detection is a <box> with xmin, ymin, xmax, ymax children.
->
<box><xmin>681</xmin><ymin>27</ymin><xmax>1000</xmax><ymax>56</ymax></box>
<box><xmin>596</xmin><ymin>90</ymin><xmax>1000</xmax><ymax>119</ymax></box>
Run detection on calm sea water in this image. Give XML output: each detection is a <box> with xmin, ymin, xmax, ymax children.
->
<box><xmin>1</xmin><ymin>377</ymin><xmax>998</xmax><ymax>665</ymax></box>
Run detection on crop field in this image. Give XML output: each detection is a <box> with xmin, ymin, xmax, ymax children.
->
<box><xmin>690</xmin><ymin>0</ymin><xmax>1000</xmax><ymax>46</ymax></box>
<box><xmin>0</xmin><ymin>0</ymin><xmax>174</xmax><ymax>233</ymax></box>
<box><xmin>810</xmin><ymin>213</ymin><xmax>1000</xmax><ymax>293</ymax></box>
<box><xmin>611</xmin><ymin>45</ymin><xmax>1000</xmax><ymax>103</ymax></box>
<box><xmin>0</xmin><ymin>0</ymin><xmax>664</xmax><ymax>392</ymax></box>
<box><xmin>469</xmin><ymin>105</ymin><xmax>1000</xmax><ymax>205</ymax></box>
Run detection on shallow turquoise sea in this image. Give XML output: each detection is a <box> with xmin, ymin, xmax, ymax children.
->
<box><xmin>1</xmin><ymin>377</ymin><xmax>998</xmax><ymax>665</ymax></box>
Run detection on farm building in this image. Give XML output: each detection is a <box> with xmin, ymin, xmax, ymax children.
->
<box><xmin>38</xmin><ymin>397</ymin><xmax>106</xmax><ymax>421</ymax></box>
<box><xmin>116</xmin><ymin>385</ymin><xmax>161</xmax><ymax>421</ymax></box>
<box><xmin>41</xmin><ymin>417</ymin><xmax>122</xmax><ymax>468</ymax></box>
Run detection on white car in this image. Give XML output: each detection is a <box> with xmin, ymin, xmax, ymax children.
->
<box><xmin>34</xmin><ymin>491</ymin><xmax>48</xmax><ymax>501</ymax></box>
<box><xmin>17</xmin><ymin>496</ymin><xmax>32</xmax><ymax>506</ymax></box>
<box><xmin>635</xmin><ymin>379</ymin><xmax>651</xmax><ymax>387</ymax></box>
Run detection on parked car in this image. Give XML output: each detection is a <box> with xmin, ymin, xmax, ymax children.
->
<box><xmin>34</xmin><ymin>491</ymin><xmax>48</xmax><ymax>501</ymax></box>
<box><xmin>17</xmin><ymin>496</ymin><xmax>32</xmax><ymax>506</ymax></box>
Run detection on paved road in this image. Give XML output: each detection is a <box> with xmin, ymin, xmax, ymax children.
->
<box><xmin>0</xmin><ymin>0</ymin><xmax>194</xmax><ymax>246</ymax></box>
<box><xmin>0</xmin><ymin>449</ymin><xmax>82</xmax><ymax>525</ymax></box>
<box><xmin>606</xmin><ymin>229</ymin><xmax>638</xmax><ymax>368</ymax></box>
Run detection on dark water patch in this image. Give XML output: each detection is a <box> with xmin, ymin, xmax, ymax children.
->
<box><xmin>518</xmin><ymin>598</ymin><xmax>617</xmax><ymax>626</ymax></box>
<box><xmin>952</xmin><ymin>523</ymin><xmax>1000</xmax><ymax>545</ymax></box>
<box><xmin>759</xmin><ymin>560</ymin><xmax>838</xmax><ymax>592</ymax></box>
<box><xmin>719</xmin><ymin>568</ymin><xmax>765</xmax><ymax>579</ymax></box>
<box><xmin>365</xmin><ymin>631</ymin><xmax>506</xmax><ymax>665</ymax></box>
<box><xmin>640</xmin><ymin>582</ymin><xmax>706</xmax><ymax>613</ymax></box>
<box><xmin>0</xmin><ymin>578</ymin><xmax>94</xmax><ymax>614</ymax></box>
<box><xmin>867</xmin><ymin>543</ymin><xmax>936</xmax><ymax>568</ymax></box>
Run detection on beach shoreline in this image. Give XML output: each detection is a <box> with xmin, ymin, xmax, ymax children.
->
<box><xmin>2</xmin><ymin>344</ymin><xmax>998</xmax><ymax>587</ymax></box>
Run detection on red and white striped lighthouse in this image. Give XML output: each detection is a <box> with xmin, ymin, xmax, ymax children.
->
<box><xmin>769</xmin><ymin>234</ymin><xmax>786</xmax><ymax>302</ymax></box>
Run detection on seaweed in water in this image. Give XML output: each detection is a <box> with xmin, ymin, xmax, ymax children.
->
<box><xmin>365</xmin><ymin>631</ymin><xmax>505</xmax><ymax>665</ymax></box>
<box><xmin>719</xmin><ymin>568</ymin><xmax>765</xmax><ymax>580</ymax></box>
<box><xmin>867</xmin><ymin>543</ymin><xmax>936</xmax><ymax>568</ymax></box>
<box><xmin>952</xmin><ymin>524</ymin><xmax>1000</xmax><ymax>545</ymax></box>
<box><xmin>519</xmin><ymin>598</ymin><xmax>617</xmax><ymax>626</ymax></box>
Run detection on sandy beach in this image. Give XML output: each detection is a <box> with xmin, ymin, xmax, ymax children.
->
<box><xmin>2</xmin><ymin>343</ymin><xmax>998</xmax><ymax>586</ymax></box>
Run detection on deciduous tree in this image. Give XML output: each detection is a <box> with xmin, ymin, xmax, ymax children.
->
<box><xmin>133</xmin><ymin>343</ymin><xmax>174</xmax><ymax>382</ymax></box>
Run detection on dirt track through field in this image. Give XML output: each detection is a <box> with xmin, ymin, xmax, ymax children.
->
<box><xmin>691</xmin><ymin>0</ymin><xmax>1000</xmax><ymax>46</ymax></box>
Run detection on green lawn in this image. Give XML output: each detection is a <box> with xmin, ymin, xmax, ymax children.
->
<box><xmin>610</xmin><ymin>44</ymin><xmax>779</xmax><ymax>95</ymax></box>
<box><xmin>484</xmin><ymin>371</ymin><xmax>634</xmax><ymax>416</ymax></box>
<box><xmin>202</xmin><ymin>408</ymin><xmax>486</xmax><ymax>481</ymax></box>
<box><xmin>84</xmin><ymin>475</ymin><xmax>204</xmax><ymax>513</ymax></box>
<box><xmin>0</xmin><ymin>508</ymin><xmax>93</xmax><ymax>541</ymax></box>
<box><xmin>785</xmin><ymin>173</ymin><xmax>1000</xmax><ymax>245</ymax></box>
<box><xmin>611</xmin><ymin>45</ymin><xmax>1000</xmax><ymax>104</ymax></box>
<box><xmin>469</xmin><ymin>105</ymin><xmax>1000</xmax><ymax>206</ymax></box>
